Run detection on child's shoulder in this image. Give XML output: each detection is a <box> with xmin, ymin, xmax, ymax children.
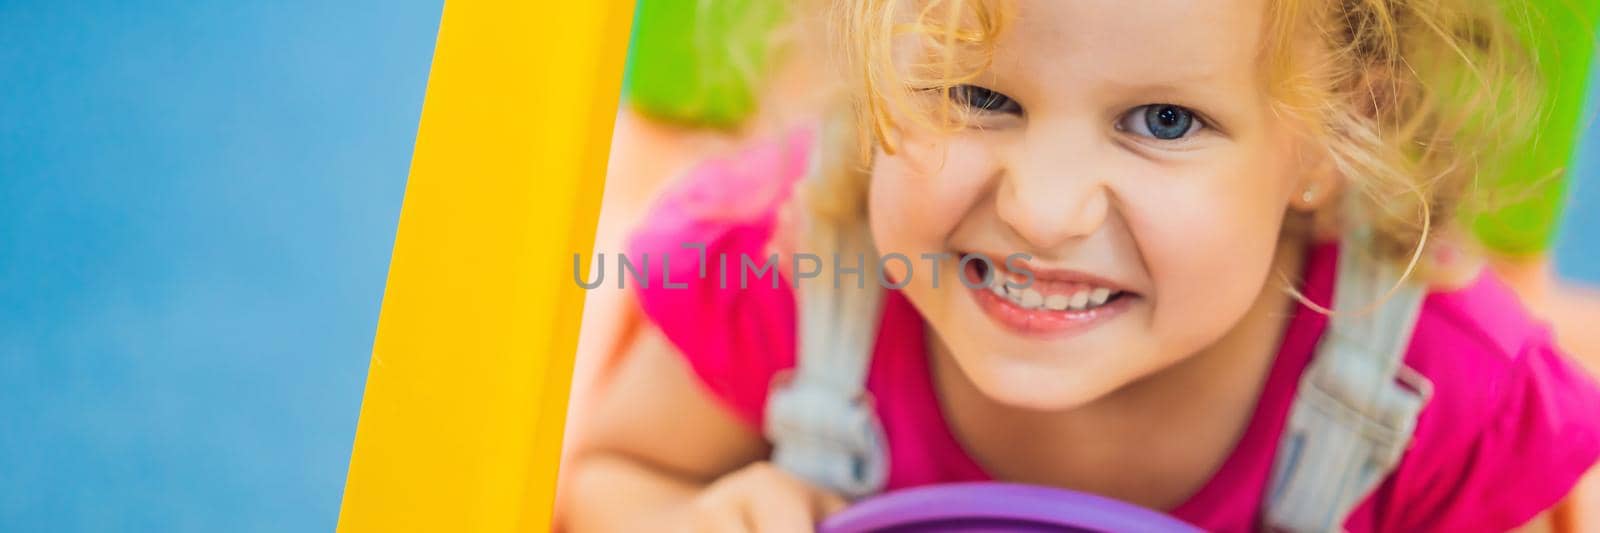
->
<box><xmin>1360</xmin><ymin>269</ymin><xmax>1600</xmax><ymax>531</ymax></box>
<box><xmin>628</xmin><ymin>126</ymin><xmax>814</xmax><ymax>254</ymax></box>
<box><xmin>624</xmin><ymin>127</ymin><xmax>817</xmax><ymax>428</ymax></box>
<box><xmin>1404</xmin><ymin>269</ymin><xmax>1595</xmax><ymax>427</ymax></box>
<box><xmin>1414</xmin><ymin>268</ymin><xmax>1547</xmax><ymax>364</ymax></box>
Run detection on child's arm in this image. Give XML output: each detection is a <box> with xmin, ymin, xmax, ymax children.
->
<box><xmin>560</xmin><ymin>323</ymin><xmax>845</xmax><ymax>532</ymax></box>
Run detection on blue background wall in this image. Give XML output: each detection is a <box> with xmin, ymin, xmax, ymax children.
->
<box><xmin>0</xmin><ymin>2</ymin><xmax>1595</xmax><ymax>532</ymax></box>
<box><xmin>0</xmin><ymin>1</ymin><xmax>442</xmax><ymax>531</ymax></box>
<box><xmin>1556</xmin><ymin>68</ymin><xmax>1600</xmax><ymax>282</ymax></box>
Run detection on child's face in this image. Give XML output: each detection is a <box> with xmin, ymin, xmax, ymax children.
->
<box><xmin>870</xmin><ymin>0</ymin><xmax>1315</xmax><ymax>409</ymax></box>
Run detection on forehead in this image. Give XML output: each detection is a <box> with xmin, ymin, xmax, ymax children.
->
<box><xmin>995</xmin><ymin>0</ymin><xmax>1270</xmax><ymax>91</ymax></box>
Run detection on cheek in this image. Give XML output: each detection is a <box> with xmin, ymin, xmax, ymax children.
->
<box><xmin>1127</xmin><ymin>156</ymin><xmax>1293</xmax><ymax>344</ymax></box>
<box><xmin>867</xmin><ymin>138</ymin><xmax>998</xmax><ymax>263</ymax></box>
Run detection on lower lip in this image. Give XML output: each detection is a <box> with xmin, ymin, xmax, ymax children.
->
<box><xmin>965</xmin><ymin>270</ymin><xmax>1135</xmax><ymax>339</ymax></box>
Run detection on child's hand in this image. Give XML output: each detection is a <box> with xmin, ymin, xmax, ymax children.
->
<box><xmin>687</xmin><ymin>462</ymin><xmax>848</xmax><ymax>533</ymax></box>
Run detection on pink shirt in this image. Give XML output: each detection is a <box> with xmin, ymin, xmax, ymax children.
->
<box><xmin>626</xmin><ymin>129</ymin><xmax>1600</xmax><ymax>532</ymax></box>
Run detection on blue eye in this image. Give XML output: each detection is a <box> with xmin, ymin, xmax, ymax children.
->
<box><xmin>1119</xmin><ymin>104</ymin><xmax>1201</xmax><ymax>140</ymax></box>
<box><xmin>948</xmin><ymin>85</ymin><xmax>1021</xmax><ymax>114</ymax></box>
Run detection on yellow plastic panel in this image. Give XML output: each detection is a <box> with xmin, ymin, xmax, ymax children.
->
<box><xmin>338</xmin><ymin>0</ymin><xmax>634</xmax><ymax>530</ymax></box>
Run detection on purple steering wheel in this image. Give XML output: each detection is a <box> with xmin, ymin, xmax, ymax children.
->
<box><xmin>817</xmin><ymin>482</ymin><xmax>1205</xmax><ymax>533</ymax></box>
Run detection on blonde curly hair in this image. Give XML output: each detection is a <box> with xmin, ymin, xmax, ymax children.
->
<box><xmin>799</xmin><ymin>0</ymin><xmax>1547</xmax><ymax>288</ymax></box>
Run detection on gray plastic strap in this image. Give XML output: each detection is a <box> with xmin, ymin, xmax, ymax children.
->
<box><xmin>764</xmin><ymin>218</ymin><xmax>890</xmax><ymax>499</ymax></box>
<box><xmin>1264</xmin><ymin>236</ymin><xmax>1432</xmax><ymax>531</ymax></box>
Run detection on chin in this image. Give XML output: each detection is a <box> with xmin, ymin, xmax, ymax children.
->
<box><xmin>958</xmin><ymin>347</ymin><xmax>1133</xmax><ymax>412</ymax></box>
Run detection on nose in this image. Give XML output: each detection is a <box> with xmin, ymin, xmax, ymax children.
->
<box><xmin>995</xmin><ymin>131</ymin><xmax>1111</xmax><ymax>251</ymax></box>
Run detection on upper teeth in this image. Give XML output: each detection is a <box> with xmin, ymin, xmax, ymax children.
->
<box><xmin>987</xmin><ymin>275</ymin><xmax>1115</xmax><ymax>311</ymax></box>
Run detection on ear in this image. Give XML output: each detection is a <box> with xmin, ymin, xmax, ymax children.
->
<box><xmin>1291</xmin><ymin>147</ymin><xmax>1341</xmax><ymax>213</ymax></box>
<box><xmin>1292</xmin><ymin>174</ymin><xmax>1338</xmax><ymax>212</ymax></box>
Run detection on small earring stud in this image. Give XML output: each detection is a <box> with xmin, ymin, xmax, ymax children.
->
<box><xmin>1300</xmin><ymin>187</ymin><xmax>1316</xmax><ymax>205</ymax></box>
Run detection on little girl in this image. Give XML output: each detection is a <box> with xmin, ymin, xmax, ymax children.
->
<box><xmin>562</xmin><ymin>0</ymin><xmax>1600</xmax><ymax>531</ymax></box>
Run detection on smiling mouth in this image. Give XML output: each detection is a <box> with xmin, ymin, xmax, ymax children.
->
<box><xmin>960</xmin><ymin>252</ymin><xmax>1137</xmax><ymax>336</ymax></box>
